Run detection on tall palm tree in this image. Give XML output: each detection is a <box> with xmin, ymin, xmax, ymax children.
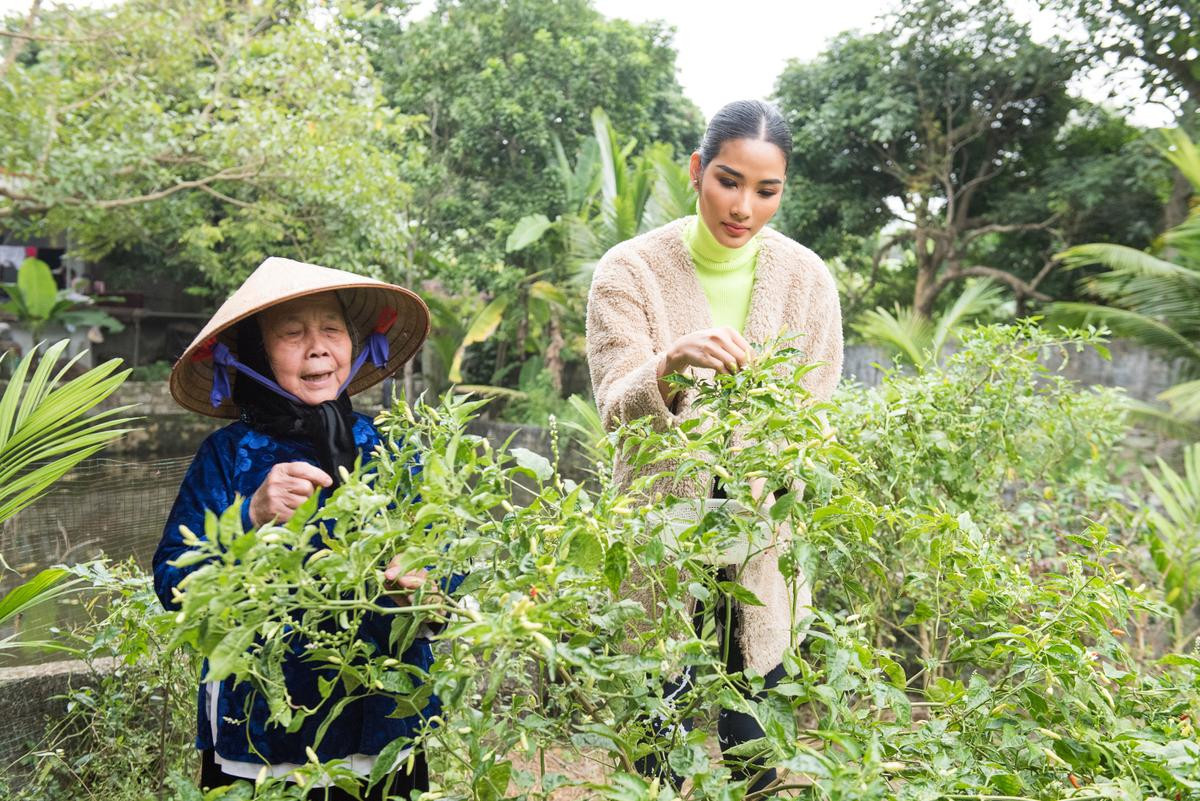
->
<box><xmin>1050</xmin><ymin>129</ymin><xmax>1200</xmax><ymax>437</ymax></box>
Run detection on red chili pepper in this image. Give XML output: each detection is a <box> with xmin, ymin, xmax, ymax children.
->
<box><xmin>529</xmin><ymin>586</ymin><xmax>538</xmax><ymax>599</ymax></box>
<box><xmin>1068</xmin><ymin>774</ymin><xmax>1081</xmax><ymax>789</ymax></box>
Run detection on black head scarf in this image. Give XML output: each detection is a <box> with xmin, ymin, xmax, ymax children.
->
<box><xmin>232</xmin><ymin>317</ymin><xmax>359</xmax><ymax>488</ymax></box>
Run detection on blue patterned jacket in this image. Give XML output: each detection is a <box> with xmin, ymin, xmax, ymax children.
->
<box><xmin>152</xmin><ymin>413</ymin><xmax>443</xmax><ymax>764</ymax></box>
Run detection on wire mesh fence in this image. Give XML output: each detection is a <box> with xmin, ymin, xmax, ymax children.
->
<box><xmin>0</xmin><ymin>456</ymin><xmax>194</xmax><ymax>658</ymax></box>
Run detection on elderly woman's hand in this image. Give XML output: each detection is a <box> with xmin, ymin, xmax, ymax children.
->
<box><xmin>249</xmin><ymin>461</ymin><xmax>333</xmax><ymax>526</ymax></box>
<box><xmin>384</xmin><ymin>557</ymin><xmax>439</xmax><ymax>608</ymax></box>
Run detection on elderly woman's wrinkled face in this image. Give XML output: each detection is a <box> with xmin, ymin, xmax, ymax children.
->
<box><xmin>258</xmin><ymin>293</ymin><xmax>352</xmax><ymax>405</ymax></box>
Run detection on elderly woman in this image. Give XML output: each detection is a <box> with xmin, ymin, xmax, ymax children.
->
<box><xmin>153</xmin><ymin>258</ymin><xmax>439</xmax><ymax>799</ymax></box>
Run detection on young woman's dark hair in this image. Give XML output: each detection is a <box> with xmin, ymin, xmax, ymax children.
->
<box><xmin>698</xmin><ymin>99</ymin><xmax>792</xmax><ymax>169</ymax></box>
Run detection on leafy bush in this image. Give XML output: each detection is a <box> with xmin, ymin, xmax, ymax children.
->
<box><xmin>4</xmin><ymin>561</ymin><xmax>198</xmax><ymax>800</ymax></box>
<box><xmin>18</xmin><ymin>324</ymin><xmax>1198</xmax><ymax>800</ymax></box>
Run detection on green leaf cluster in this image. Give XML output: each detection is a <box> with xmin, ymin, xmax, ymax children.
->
<box><xmin>124</xmin><ymin>324</ymin><xmax>1196</xmax><ymax>800</ymax></box>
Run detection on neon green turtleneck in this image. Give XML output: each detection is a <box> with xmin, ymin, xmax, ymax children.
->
<box><xmin>683</xmin><ymin>216</ymin><xmax>760</xmax><ymax>333</ymax></box>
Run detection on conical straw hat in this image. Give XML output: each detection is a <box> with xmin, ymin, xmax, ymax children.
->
<box><xmin>170</xmin><ymin>257</ymin><xmax>429</xmax><ymax>419</ymax></box>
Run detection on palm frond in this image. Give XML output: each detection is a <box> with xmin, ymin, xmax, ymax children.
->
<box><xmin>1161</xmin><ymin>214</ymin><xmax>1200</xmax><ymax>259</ymax></box>
<box><xmin>0</xmin><ymin>341</ymin><xmax>136</xmax><ymax>525</ymax></box>
<box><xmin>644</xmin><ymin>144</ymin><xmax>695</xmax><ymax>230</ymax></box>
<box><xmin>853</xmin><ymin>305</ymin><xmax>933</xmax><ymax>368</ymax></box>
<box><xmin>1159</xmin><ymin>379</ymin><xmax>1200</xmax><ymax>425</ymax></box>
<box><xmin>1057</xmin><ymin>243</ymin><xmax>1200</xmax><ymax>290</ymax></box>
<box><xmin>0</xmin><ymin>567</ymin><xmax>84</xmax><ymax>654</ymax></box>
<box><xmin>930</xmin><ymin>278</ymin><xmax>1002</xmax><ymax>356</ymax></box>
<box><xmin>1046</xmin><ymin>302</ymin><xmax>1200</xmax><ymax>367</ymax></box>
<box><xmin>559</xmin><ymin>394</ymin><xmax>613</xmax><ymax>464</ymax></box>
<box><xmin>1158</xmin><ymin>128</ymin><xmax>1200</xmax><ymax>191</ymax></box>
<box><xmin>1119</xmin><ymin>397</ymin><xmax>1200</xmax><ymax>441</ymax></box>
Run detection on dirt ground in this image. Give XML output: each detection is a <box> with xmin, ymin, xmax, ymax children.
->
<box><xmin>503</xmin><ymin>738</ymin><xmax>806</xmax><ymax>799</ymax></box>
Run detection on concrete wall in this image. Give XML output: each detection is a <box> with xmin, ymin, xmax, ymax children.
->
<box><xmin>841</xmin><ymin>340</ymin><xmax>1184</xmax><ymax>402</ymax></box>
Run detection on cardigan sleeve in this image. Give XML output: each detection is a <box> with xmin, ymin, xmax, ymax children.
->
<box><xmin>799</xmin><ymin>262</ymin><xmax>844</xmax><ymax>403</ymax></box>
<box><xmin>586</xmin><ymin>258</ymin><xmax>684</xmax><ymax>432</ymax></box>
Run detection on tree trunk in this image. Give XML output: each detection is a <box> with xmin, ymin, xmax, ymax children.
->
<box><xmin>402</xmin><ymin>234</ymin><xmax>417</xmax><ymax>404</ymax></box>
<box><xmin>545</xmin><ymin>315</ymin><xmax>565</xmax><ymax>393</ymax></box>
<box><xmin>1164</xmin><ymin>168</ymin><xmax>1193</xmax><ymax>231</ymax></box>
<box><xmin>913</xmin><ymin>262</ymin><xmax>938</xmax><ymax>319</ymax></box>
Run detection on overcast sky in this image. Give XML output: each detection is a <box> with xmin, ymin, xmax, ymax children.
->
<box><xmin>3</xmin><ymin>0</ymin><xmax>1174</xmax><ymax>128</ymax></box>
<box><xmin>588</xmin><ymin>0</ymin><xmax>1171</xmax><ymax>127</ymax></box>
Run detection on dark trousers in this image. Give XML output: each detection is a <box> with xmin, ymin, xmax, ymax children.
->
<box><xmin>199</xmin><ymin>748</ymin><xmax>429</xmax><ymax>800</ymax></box>
<box><xmin>635</xmin><ymin>569</ymin><xmax>785</xmax><ymax>794</ymax></box>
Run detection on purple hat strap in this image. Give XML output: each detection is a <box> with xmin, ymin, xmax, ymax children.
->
<box><xmin>197</xmin><ymin>307</ymin><xmax>395</xmax><ymax>408</ymax></box>
<box><xmin>208</xmin><ymin>342</ymin><xmax>301</xmax><ymax>407</ymax></box>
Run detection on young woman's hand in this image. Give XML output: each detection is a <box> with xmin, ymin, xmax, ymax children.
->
<box><xmin>657</xmin><ymin>327</ymin><xmax>755</xmax><ymax>404</ymax></box>
<box><xmin>248</xmin><ymin>462</ymin><xmax>333</xmax><ymax>526</ymax></box>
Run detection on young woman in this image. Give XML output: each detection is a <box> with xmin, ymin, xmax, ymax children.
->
<box><xmin>153</xmin><ymin>258</ymin><xmax>440</xmax><ymax>799</ymax></box>
<box><xmin>586</xmin><ymin>100</ymin><xmax>844</xmax><ymax>790</ymax></box>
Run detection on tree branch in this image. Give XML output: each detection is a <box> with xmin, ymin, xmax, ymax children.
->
<box><xmin>850</xmin><ymin>229</ymin><xmax>917</xmax><ymax>309</ymax></box>
<box><xmin>959</xmin><ymin>215</ymin><xmax>1058</xmax><ymax>249</ymax></box>
<box><xmin>933</xmin><ymin>265</ymin><xmax>1053</xmax><ymax>303</ymax></box>
<box><xmin>0</xmin><ymin>163</ymin><xmax>265</xmax><ymax>218</ymax></box>
<box><xmin>0</xmin><ymin>0</ymin><xmax>41</xmax><ymax>84</ymax></box>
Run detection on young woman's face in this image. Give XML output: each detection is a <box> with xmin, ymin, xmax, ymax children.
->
<box><xmin>690</xmin><ymin>137</ymin><xmax>787</xmax><ymax>248</ymax></box>
<box><xmin>258</xmin><ymin>293</ymin><xmax>352</xmax><ymax>405</ymax></box>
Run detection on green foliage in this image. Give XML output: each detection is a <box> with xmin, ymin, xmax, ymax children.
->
<box><xmin>1050</xmin><ymin>128</ymin><xmax>1200</xmax><ymax>435</ymax></box>
<box><xmin>0</xmin><ymin>339</ymin><xmax>134</xmax><ymax>524</ymax></box>
<box><xmin>48</xmin><ymin>324</ymin><xmax>1175</xmax><ymax>800</ymax></box>
<box><xmin>0</xmin><ymin>567</ymin><xmax>82</xmax><ymax>654</ymax></box>
<box><xmin>5</xmin><ymin>561</ymin><xmax>201</xmax><ymax>801</ymax></box>
<box><xmin>1142</xmin><ymin>444</ymin><xmax>1200</xmax><ymax>650</ymax></box>
<box><xmin>773</xmin><ymin>0</ymin><xmax>1165</xmax><ymax>317</ymax></box>
<box><xmin>451</xmin><ymin>108</ymin><xmax>693</xmax><ymax>403</ymax></box>
<box><xmin>834</xmin><ymin>319</ymin><xmax>1129</xmax><ymax>552</ymax></box>
<box><xmin>0</xmin><ymin>258</ymin><xmax>123</xmax><ymax>338</ymax></box>
<box><xmin>852</xmin><ymin>278</ymin><xmax>1004</xmax><ymax>369</ymax></box>
<box><xmin>1041</xmin><ymin>0</ymin><xmax>1200</xmax><ymax>121</ymax></box>
<box><xmin>558</xmin><ymin>393</ymin><xmax>613</xmax><ymax>466</ymax></box>
<box><xmin>0</xmin><ymin>339</ymin><xmax>133</xmax><ymax>660</ymax></box>
<box><xmin>2</xmin><ymin>0</ymin><xmax>417</xmax><ymax>295</ymax></box>
<box><xmin>369</xmin><ymin>0</ymin><xmax>702</xmax><ymax>278</ymax></box>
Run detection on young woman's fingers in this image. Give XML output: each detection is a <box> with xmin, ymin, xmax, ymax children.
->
<box><xmin>702</xmin><ymin>343</ymin><xmax>743</xmax><ymax>374</ymax></box>
<box><xmin>726</xmin><ymin>328</ymin><xmax>755</xmax><ymax>360</ymax></box>
<box><xmin>713</xmin><ymin>328</ymin><xmax>752</xmax><ymax>367</ymax></box>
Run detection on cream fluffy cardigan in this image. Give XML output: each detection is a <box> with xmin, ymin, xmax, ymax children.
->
<box><xmin>586</xmin><ymin>216</ymin><xmax>844</xmax><ymax>673</ymax></box>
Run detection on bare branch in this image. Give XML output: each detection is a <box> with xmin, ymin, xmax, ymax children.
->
<box><xmin>0</xmin><ymin>27</ymin><xmax>116</xmax><ymax>43</ymax></box>
<box><xmin>1028</xmin><ymin>257</ymin><xmax>1058</xmax><ymax>294</ymax></box>
<box><xmin>849</xmin><ymin>229</ymin><xmax>917</xmax><ymax>309</ymax></box>
<box><xmin>931</xmin><ymin>264</ymin><xmax>1053</xmax><ymax>304</ymax></box>
<box><xmin>197</xmin><ymin>183</ymin><xmax>256</xmax><ymax>209</ymax></box>
<box><xmin>0</xmin><ymin>0</ymin><xmax>41</xmax><ymax>84</ymax></box>
<box><xmin>0</xmin><ymin>163</ymin><xmax>265</xmax><ymax>218</ymax></box>
<box><xmin>62</xmin><ymin>71</ymin><xmax>132</xmax><ymax>112</ymax></box>
<box><xmin>959</xmin><ymin>215</ymin><xmax>1058</xmax><ymax>249</ymax></box>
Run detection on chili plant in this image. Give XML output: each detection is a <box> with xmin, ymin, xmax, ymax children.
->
<box><xmin>145</xmin><ymin>327</ymin><xmax>1200</xmax><ymax>799</ymax></box>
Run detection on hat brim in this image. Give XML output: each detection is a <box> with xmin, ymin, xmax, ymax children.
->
<box><xmin>170</xmin><ymin>282</ymin><xmax>429</xmax><ymax>419</ymax></box>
